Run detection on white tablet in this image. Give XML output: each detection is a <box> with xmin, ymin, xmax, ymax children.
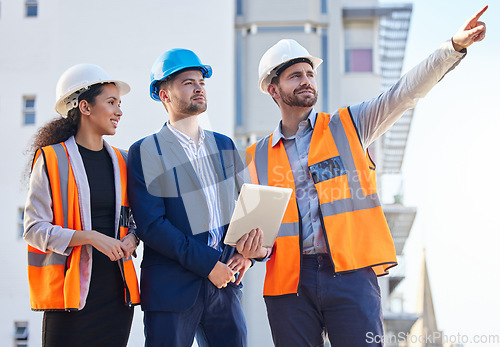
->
<box><xmin>224</xmin><ymin>183</ymin><xmax>293</xmax><ymax>248</ymax></box>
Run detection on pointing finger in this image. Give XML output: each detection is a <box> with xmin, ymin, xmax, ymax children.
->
<box><xmin>473</xmin><ymin>5</ymin><xmax>488</xmax><ymax>21</ymax></box>
<box><xmin>464</xmin><ymin>5</ymin><xmax>488</xmax><ymax>30</ymax></box>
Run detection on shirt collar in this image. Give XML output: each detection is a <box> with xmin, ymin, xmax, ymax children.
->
<box><xmin>167</xmin><ymin>121</ymin><xmax>205</xmax><ymax>146</ymax></box>
<box><xmin>271</xmin><ymin>108</ymin><xmax>317</xmax><ymax>147</ymax></box>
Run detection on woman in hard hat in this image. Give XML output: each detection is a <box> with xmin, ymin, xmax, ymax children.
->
<box><xmin>23</xmin><ymin>64</ymin><xmax>140</xmax><ymax>346</ymax></box>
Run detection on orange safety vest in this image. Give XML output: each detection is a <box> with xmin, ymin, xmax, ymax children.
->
<box><xmin>27</xmin><ymin>142</ymin><xmax>140</xmax><ymax>310</ymax></box>
<box><xmin>246</xmin><ymin>109</ymin><xmax>397</xmax><ymax>296</ymax></box>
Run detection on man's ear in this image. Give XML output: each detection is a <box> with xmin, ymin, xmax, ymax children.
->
<box><xmin>79</xmin><ymin>100</ymin><xmax>91</xmax><ymax>116</ymax></box>
<box><xmin>267</xmin><ymin>83</ymin><xmax>280</xmax><ymax>100</ymax></box>
<box><xmin>159</xmin><ymin>89</ymin><xmax>170</xmax><ymax>103</ymax></box>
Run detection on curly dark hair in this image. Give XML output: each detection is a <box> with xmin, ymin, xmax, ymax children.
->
<box><xmin>25</xmin><ymin>83</ymin><xmax>110</xmax><ymax>171</ymax></box>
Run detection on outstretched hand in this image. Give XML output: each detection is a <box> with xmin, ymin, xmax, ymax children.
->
<box><xmin>452</xmin><ymin>5</ymin><xmax>488</xmax><ymax>51</ymax></box>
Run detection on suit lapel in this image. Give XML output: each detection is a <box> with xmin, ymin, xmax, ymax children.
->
<box><xmin>157</xmin><ymin>124</ymin><xmax>202</xmax><ymax>192</ymax></box>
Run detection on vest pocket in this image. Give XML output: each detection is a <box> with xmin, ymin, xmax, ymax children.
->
<box><xmin>309</xmin><ymin>156</ymin><xmax>346</xmax><ymax>184</ymax></box>
<box><xmin>309</xmin><ymin>156</ymin><xmax>351</xmax><ymax>202</ymax></box>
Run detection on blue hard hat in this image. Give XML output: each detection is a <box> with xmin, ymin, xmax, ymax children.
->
<box><xmin>149</xmin><ymin>48</ymin><xmax>212</xmax><ymax>101</ymax></box>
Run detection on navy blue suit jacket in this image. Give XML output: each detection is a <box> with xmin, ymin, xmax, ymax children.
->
<box><xmin>128</xmin><ymin>125</ymin><xmax>244</xmax><ymax>312</ymax></box>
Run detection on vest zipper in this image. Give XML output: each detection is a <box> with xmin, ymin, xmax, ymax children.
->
<box><xmin>117</xmin><ymin>222</ymin><xmax>133</xmax><ymax>307</ymax></box>
<box><xmin>117</xmin><ymin>258</ymin><xmax>132</xmax><ymax>307</ymax></box>
<box><xmin>296</xmin><ymin>201</ymin><xmax>304</xmax><ymax>296</ymax></box>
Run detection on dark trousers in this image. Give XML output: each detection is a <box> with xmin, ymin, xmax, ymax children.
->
<box><xmin>264</xmin><ymin>254</ymin><xmax>383</xmax><ymax>347</ymax></box>
<box><xmin>144</xmin><ymin>279</ymin><xmax>247</xmax><ymax>347</ymax></box>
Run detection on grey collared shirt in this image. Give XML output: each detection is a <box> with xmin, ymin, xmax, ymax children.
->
<box><xmin>270</xmin><ymin>40</ymin><xmax>465</xmax><ymax>254</ymax></box>
<box><xmin>272</xmin><ymin>110</ymin><xmax>327</xmax><ymax>254</ymax></box>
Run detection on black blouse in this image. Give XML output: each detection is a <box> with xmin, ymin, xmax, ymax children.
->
<box><xmin>78</xmin><ymin>144</ymin><xmax>123</xmax><ymax>305</ymax></box>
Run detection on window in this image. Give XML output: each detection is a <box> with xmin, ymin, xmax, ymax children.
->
<box><xmin>25</xmin><ymin>0</ymin><xmax>38</xmax><ymax>17</ymax></box>
<box><xmin>345</xmin><ymin>49</ymin><xmax>373</xmax><ymax>72</ymax></box>
<box><xmin>344</xmin><ymin>21</ymin><xmax>374</xmax><ymax>73</ymax></box>
<box><xmin>14</xmin><ymin>321</ymin><xmax>29</xmax><ymax>347</ymax></box>
<box><xmin>23</xmin><ymin>96</ymin><xmax>36</xmax><ymax>125</ymax></box>
<box><xmin>321</xmin><ymin>0</ymin><xmax>327</xmax><ymax>14</ymax></box>
<box><xmin>18</xmin><ymin>208</ymin><xmax>25</xmax><ymax>239</ymax></box>
<box><xmin>236</xmin><ymin>0</ymin><xmax>243</xmax><ymax>15</ymax></box>
<box><xmin>235</xmin><ymin>29</ymin><xmax>243</xmax><ymax>126</ymax></box>
<box><xmin>321</xmin><ymin>28</ymin><xmax>328</xmax><ymax>111</ymax></box>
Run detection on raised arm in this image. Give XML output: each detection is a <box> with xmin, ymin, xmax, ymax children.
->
<box><xmin>350</xmin><ymin>5</ymin><xmax>488</xmax><ymax>148</ymax></box>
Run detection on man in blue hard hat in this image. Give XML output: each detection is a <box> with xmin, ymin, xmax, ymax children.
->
<box><xmin>127</xmin><ymin>48</ymin><xmax>249</xmax><ymax>346</ymax></box>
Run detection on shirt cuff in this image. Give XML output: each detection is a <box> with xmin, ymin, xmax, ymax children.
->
<box><xmin>254</xmin><ymin>247</ymin><xmax>273</xmax><ymax>262</ymax></box>
<box><xmin>443</xmin><ymin>39</ymin><xmax>467</xmax><ymax>58</ymax></box>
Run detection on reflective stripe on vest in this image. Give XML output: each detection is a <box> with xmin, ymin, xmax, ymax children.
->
<box><xmin>27</xmin><ymin>144</ymin><xmax>140</xmax><ymax>310</ymax></box>
<box><xmin>247</xmin><ymin>108</ymin><xmax>397</xmax><ymax>296</ymax></box>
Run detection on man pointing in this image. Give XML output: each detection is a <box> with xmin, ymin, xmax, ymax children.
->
<box><xmin>239</xmin><ymin>6</ymin><xmax>487</xmax><ymax>347</ymax></box>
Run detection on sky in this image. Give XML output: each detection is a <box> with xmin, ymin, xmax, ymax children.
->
<box><xmin>380</xmin><ymin>0</ymin><xmax>500</xmax><ymax>344</ymax></box>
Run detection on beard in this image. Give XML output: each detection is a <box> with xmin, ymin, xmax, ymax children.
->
<box><xmin>185</xmin><ymin>101</ymin><xmax>207</xmax><ymax>115</ymax></box>
<box><xmin>279</xmin><ymin>85</ymin><xmax>318</xmax><ymax>108</ymax></box>
<box><xmin>172</xmin><ymin>95</ymin><xmax>207</xmax><ymax>115</ymax></box>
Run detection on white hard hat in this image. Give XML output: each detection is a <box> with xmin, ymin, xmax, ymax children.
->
<box><xmin>55</xmin><ymin>63</ymin><xmax>131</xmax><ymax>117</ymax></box>
<box><xmin>258</xmin><ymin>39</ymin><xmax>323</xmax><ymax>94</ymax></box>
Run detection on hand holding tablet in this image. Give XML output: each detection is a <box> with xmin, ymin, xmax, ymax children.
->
<box><xmin>223</xmin><ymin>184</ymin><xmax>293</xmax><ymax>252</ymax></box>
